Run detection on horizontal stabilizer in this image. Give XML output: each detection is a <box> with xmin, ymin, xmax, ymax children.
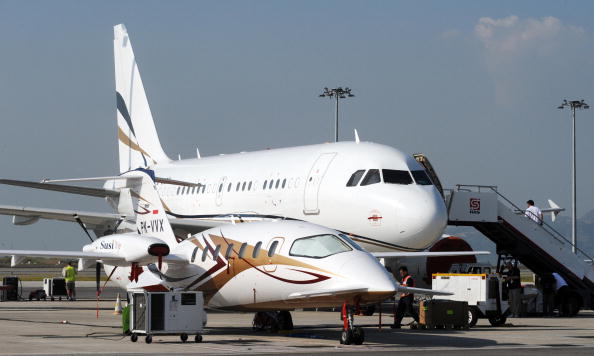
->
<box><xmin>372</xmin><ymin>251</ymin><xmax>490</xmax><ymax>258</ymax></box>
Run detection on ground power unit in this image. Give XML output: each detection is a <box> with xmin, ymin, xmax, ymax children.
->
<box><xmin>128</xmin><ymin>290</ymin><xmax>206</xmax><ymax>344</ymax></box>
<box><xmin>42</xmin><ymin>278</ymin><xmax>68</xmax><ymax>301</ymax></box>
<box><xmin>432</xmin><ymin>270</ymin><xmax>508</xmax><ymax>327</ymax></box>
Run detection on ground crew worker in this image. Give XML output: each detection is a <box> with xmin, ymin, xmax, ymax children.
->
<box><xmin>504</xmin><ymin>262</ymin><xmax>522</xmax><ymax>317</ymax></box>
<box><xmin>62</xmin><ymin>261</ymin><xmax>77</xmax><ymax>301</ymax></box>
<box><xmin>392</xmin><ymin>266</ymin><xmax>419</xmax><ymax>328</ymax></box>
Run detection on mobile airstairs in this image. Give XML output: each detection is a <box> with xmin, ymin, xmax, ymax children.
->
<box><xmin>446</xmin><ymin>185</ymin><xmax>594</xmax><ymax>313</ymax></box>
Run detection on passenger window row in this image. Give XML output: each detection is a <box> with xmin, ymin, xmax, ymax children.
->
<box><xmin>190</xmin><ymin>240</ymin><xmax>279</xmax><ymax>263</ymax></box>
<box><xmin>262</xmin><ymin>178</ymin><xmax>287</xmax><ymax>190</ymax></box>
<box><xmin>170</xmin><ymin>176</ymin><xmax>298</xmax><ymax>196</ymax></box>
<box><xmin>346</xmin><ymin>169</ymin><xmax>433</xmax><ymax>187</ymax></box>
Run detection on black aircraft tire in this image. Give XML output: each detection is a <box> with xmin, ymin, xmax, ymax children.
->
<box><xmin>340</xmin><ymin>330</ymin><xmax>353</xmax><ymax>345</ymax></box>
<box><xmin>468</xmin><ymin>307</ymin><xmax>479</xmax><ymax>327</ymax></box>
<box><xmin>353</xmin><ymin>327</ymin><xmax>364</xmax><ymax>345</ymax></box>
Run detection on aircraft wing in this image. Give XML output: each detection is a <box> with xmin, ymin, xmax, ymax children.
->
<box><xmin>168</xmin><ymin>218</ymin><xmax>230</xmax><ymax>234</ymax></box>
<box><xmin>397</xmin><ymin>285</ymin><xmax>453</xmax><ymax>296</ymax></box>
<box><xmin>0</xmin><ymin>204</ymin><xmax>128</xmax><ymax>229</ymax></box>
<box><xmin>0</xmin><ymin>249</ymin><xmax>123</xmax><ymax>264</ymax></box>
<box><xmin>0</xmin><ymin>204</ymin><xmax>225</xmax><ymax>234</ymax></box>
<box><xmin>371</xmin><ymin>251</ymin><xmax>490</xmax><ymax>258</ymax></box>
<box><xmin>287</xmin><ymin>285</ymin><xmax>453</xmax><ymax>299</ymax></box>
<box><xmin>0</xmin><ymin>179</ymin><xmax>119</xmax><ymax>198</ymax></box>
<box><xmin>287</xmin><ymin>286</ymin><xmax>369</xmax><ymax>299</ymax></box>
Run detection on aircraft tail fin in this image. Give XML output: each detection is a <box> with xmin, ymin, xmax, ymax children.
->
<box><xmin>114</xmin><ymin>24</ymin><xmax>170</xmax><ymax>173</ymax></box>
<box><xmin>547</xmin><ymin>199</ymin><xmax>563</xmax><ymax>222</ymax></box>
<box><xmin>126</xmin><ymin>170</ymin><xmax>178</xmax><ymax>247</ymax></box>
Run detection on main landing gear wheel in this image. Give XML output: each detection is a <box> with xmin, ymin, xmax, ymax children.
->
<box><xmin>339</xmin><ymin>302</ymin><xmax>365</xmax><ymax>345</ymax></box>
<box><xmin>340</xmin><ymin>330</ymin><xmax>353</xmax><ymax>345</ymax></box>
<box><xmin>277</xmin><ymin>310</ymin><xmax>294</xmax><ymax>330</ymax></box>
<box><xmin>130</xmin><ymin>333</ymin><xmax>138</xmax><ymax>342</ymax></box>
<box><xmin>195</xmin><ymin>334</ymin><xmax>203</xmax><ymax>343</ymax></box>
<box><xmin>145</xmin><ymin>335</ymin><xmax>152</xmax><ymax>344</ymax></box>
<box><xmin>352</xmin><ymin>326</ymin><xmax>364</xmax><ymax>345</ymax></box>
<box><xmin>180</xmin><ymin>333</ymin><xmax>188</xmax><ymax>342</ymax></box>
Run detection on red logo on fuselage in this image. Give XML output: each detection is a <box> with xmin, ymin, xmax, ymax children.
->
<box><xmin>469</xmin><ymin>198</ymin><xmax>481</xmax><ymax>214</ymax></box>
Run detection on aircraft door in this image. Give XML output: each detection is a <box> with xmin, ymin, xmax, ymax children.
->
<box><xmin>303</xmin><ymin>152</ymin><xmax>337</xmax><ymax>215</ymax></box>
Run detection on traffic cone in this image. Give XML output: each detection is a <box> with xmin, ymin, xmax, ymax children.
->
<box><xmin>113</xmin><ymin>293</ymin><xmax>123</xmax><ymax>315</ymax></box>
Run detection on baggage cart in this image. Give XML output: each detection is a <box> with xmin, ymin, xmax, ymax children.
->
<box><xmin>414</xmin><ymin>300</ymin><xmax>469</xmax><ymax>329</ymax></box>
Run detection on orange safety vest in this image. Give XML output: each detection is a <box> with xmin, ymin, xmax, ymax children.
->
<box><xmin>400</xmin><ymin>275</ymin><xmax>415</xmax><ymax>297</ymax></box>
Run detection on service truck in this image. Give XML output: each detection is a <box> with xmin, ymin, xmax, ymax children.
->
<box><xmin>432</xmin><ymin>263</ymin><xmax>509</xmax><ymax>327</ymax></box>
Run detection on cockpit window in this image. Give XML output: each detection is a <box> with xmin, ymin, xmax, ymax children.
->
<box><xmin>411</xmin><ymin>170</ymin><xmax>433</xmax><ymax>185</ymax></box>
<box><xmin>382</xmin><ymin>169</ymin><xmax>413</xmax><ymax>185</ymax></box>
<box><xmin>360</xmin><ymin>169</ymin><xmax>381</xmax><ymax>186</ymax></box>
<box><xmin>339</xmin><ymin>234</ymin><xmax>364</xmax><ymax>251</ymax></box>
<box><xmin>289</xmin><ymin>234</ymin><xmax>352</xmax><ymax>259</ymax></box>
<box><xmin>346</xmin><ymin>170</ymin><xmax>366</xmax><ymax>187</ymax></box>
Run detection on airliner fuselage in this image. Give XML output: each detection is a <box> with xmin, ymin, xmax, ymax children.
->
<box><xmin>144</xmin><ymin>141</ymin><xmax>447</xmax><ymax>252</ymax></box>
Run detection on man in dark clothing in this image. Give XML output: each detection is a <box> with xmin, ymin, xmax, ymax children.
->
<box><xmin>540</xmin><ymin>273</ymin><xmax>556</xmax><ymax>316</ymax></box>
<box><xmin>392</xmin><ymin>266</ymin><xmax>419</xmax><ymax>328</ymax></box>
<box><xmin>504</xmin><ymin>262</ymin><xmax>522</xmax><ymax>317</ymax></box>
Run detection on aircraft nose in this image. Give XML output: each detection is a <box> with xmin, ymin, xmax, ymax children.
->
<box><xmin>397</xmin><ymin>187</ymin><xmax>447</xmax><ymax>249</ymax></box>
<box><xmin>340</xmin><ymin>255</ymin><xmax>397</xmax><ymax>294</ymax></box>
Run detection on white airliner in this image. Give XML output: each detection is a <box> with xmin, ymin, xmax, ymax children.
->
<box><xmin>0</xmin><ymin>24</ymin><xmax>448</xmax><ymax>255</ymax></box>
<box><xmin>0</xmin><ymin>171</ymin><xmax>448</xmax><ymax>344</ymax></box>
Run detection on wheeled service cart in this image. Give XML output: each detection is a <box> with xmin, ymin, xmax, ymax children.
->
<box><xmin>128</xmin><ymin>290</ymin><xmax>206</xmax><ymax>344</ymax></box>
<box><xmin>43</xmin><ymin>278</ymin><xmax>68</xmax><ymax>301</ymax></box>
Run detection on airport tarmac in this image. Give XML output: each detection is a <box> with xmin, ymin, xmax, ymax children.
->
<box><xmin>1</xmin><ymin>286</ymin><xmax>594</xmax><ymax>356</ymax></box>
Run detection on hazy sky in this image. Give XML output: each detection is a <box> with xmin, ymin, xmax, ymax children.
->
<box><xmin>1</xmin><ymin>0</ymin><xmax>594</xmax><ymax>250</ymax></box>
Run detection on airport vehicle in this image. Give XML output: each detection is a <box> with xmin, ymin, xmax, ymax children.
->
<box><xmin>128</xmin><ymin>290</ymin><xmax>206</xmax><ymax>344</ymax></box>
<box><xmin>0</xmin><ymin>170</ymin><xmax>451</xmax><ymax>344</ymax></box>
<box><xmin>432</xmin><ymin>263</ymin><xmax>508</xmax><ymax>327</ymax></box>
<box><xmin>0</xmin><ymin>24</ymin><xmax>448</xmax><ymax>255</ymax></box>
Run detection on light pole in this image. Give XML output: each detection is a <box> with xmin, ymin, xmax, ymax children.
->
<box><xmin>319</xmin><ymin>87</ymin><xmax>354</xmax><ymax>142</ymax></box>
<box><xmin>557</xmin><ymin>99</ymin><xmax>589</xmax><ymax>254</ymax></box>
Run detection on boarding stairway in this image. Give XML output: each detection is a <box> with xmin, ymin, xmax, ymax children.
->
<box><xmin>446</xmin><ymin>185</ymin><xmax>594</xmax><ymax>310</ymax></box>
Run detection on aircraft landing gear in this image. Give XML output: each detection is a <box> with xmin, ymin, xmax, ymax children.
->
<box><xmin>340</xmin><ymin>302</ymin><xmax>364</xmax><ymax>345</ymax></box>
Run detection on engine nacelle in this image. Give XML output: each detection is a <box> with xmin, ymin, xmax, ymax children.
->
<box><xmin>83</xmin><ymin>233</ymin><xmax>170</xmax><ymax>265</ymax></box>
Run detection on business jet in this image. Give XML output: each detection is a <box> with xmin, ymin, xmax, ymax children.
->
<box><xmin>0</xmin><ymin>170</ymin><xmax>449</xmax><ymax>344</ymax></box>
<box><xmin>0</xmin><ymin>24</ymin><xmax>450</xmax><ymax>256</ymax></box>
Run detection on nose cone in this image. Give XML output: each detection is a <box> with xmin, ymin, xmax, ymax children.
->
<box><xmin>397</xmin><ymin>186</ymin><xmax>447</xmax><ymax>249</ymax></box>
<box><xmin>339</xmin><ymin>254</ymin><xmax>397</xmax><ymax>299</ymax></box>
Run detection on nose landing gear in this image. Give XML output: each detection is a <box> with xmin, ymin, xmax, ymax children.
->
<box><xmin>340</xmin><ymin>301</ymin><xmax>364</xmax><ymax>345</ymax></box>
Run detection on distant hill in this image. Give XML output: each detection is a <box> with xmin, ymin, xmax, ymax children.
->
<box><xmin>446</xmin><ymin>209</ymin><xmax>594</xmax><ymax>265</ymax></box>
